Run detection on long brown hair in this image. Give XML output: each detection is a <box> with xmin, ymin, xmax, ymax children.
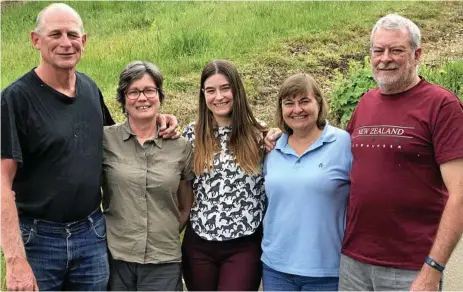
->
<box><xmin>194</xmin><ymin>60</ymin><xmax>265</xmax><ymax>175</ymax></box>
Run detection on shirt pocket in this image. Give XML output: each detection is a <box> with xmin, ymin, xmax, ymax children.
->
<box><xmin>103</xmin><ymin>156</ymin><xmax>146</xmax><ymax>211</ymax></box>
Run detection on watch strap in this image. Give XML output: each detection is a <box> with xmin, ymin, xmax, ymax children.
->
<box><xmin>425</xmin><ymin>256</ymin><xmax>445</xmax><ymax>272</ymax></box>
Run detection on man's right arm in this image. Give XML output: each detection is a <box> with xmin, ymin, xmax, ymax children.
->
<box><xmin>1</xmin><ymin>158</ymin><xmax>38</xmax><ymax>291</ymax></box>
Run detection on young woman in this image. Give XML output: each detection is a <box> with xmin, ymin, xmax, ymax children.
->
<box><xmin>181</xmin><ymin>60</ymin><xmax>266</xmax><ymax>291</ymax></box>
<box><xmin>102</xmin><ymin>61</ymin><xmax>194</xmax><ymax>291</ymax></box>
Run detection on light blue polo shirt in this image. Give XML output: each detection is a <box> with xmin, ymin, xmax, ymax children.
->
<box><xmin>262</xmin><ymin>123</ymin><xmax>352</xmax><ymax>277</ymax></box>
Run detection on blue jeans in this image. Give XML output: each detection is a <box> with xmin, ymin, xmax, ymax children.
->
<box><xmin>19</xmin><ymin>208</ymin><xmax>109</xmax><ymax>291</ymax></box>
<box><xmin>262</xmin><ymin>263</ymin><xmax>339</xmax><ymax>291</ymax></box>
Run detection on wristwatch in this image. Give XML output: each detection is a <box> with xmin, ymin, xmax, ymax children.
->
<box><xmin>425</xmin><ymin>256</ymin><xmax>445</xmax><ymax>272</ymax></box>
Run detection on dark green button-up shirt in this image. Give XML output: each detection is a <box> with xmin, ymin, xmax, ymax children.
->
<box><xmin>102</xmin><ymin>121</ymin><xmax>193</xmax><ymax>264</ymax></box>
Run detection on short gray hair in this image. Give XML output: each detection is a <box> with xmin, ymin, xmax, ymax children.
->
<box><xmin>34</xmin><ymin>3</ymin><xmax>84</xmax><ymax>34</ymax></box>
<box><xmin>116</xmin><ymin>61</ymin><xmax>165</xmax><ymax>113</ymax></box>
<box><xmin>370</xmin><ymin>14</ymin><xmax>421</xmax><ymax>49</ymax></box>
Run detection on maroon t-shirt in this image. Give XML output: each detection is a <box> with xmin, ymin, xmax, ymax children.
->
<box><xmin>342</xmin><ymin>78</ymin><xmax>463</xmax><ymax>270</ymax></box>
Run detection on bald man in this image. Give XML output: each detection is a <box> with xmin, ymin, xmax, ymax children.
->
<box><xmin>1</xmin><ymin>3</ymin><xmax>112</xmax><ymax>291</ymax></box>
<box><xmin>1</xmin><ymin>3</ymin><xmax>180</xmax><ymax>291</ymax></box>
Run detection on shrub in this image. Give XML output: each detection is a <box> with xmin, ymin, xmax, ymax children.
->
<box><xmin>420</xmin><ymin>61</ymin><xmax>463</xmax><ymax>99</ymax></box>
<box><xmin>329</xmin><ymin>56</ymin><xmax>376</xmax><ymax>128</ymax></box>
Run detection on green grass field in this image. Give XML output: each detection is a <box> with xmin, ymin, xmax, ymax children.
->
<box><xmin>3</xmin><ymin>1</ymin><xmax>462</xmax><ymax>125</ymax></box>
<box><xmin>2</xmin><ymin>1</ymin><xmax>462</xmax><ymax>289</ymax></box>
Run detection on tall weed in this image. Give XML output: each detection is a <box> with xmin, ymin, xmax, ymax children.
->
<box><xmin>420</xmin><ymin>61</ymin><xmax>463</xmax><ymax>98</ymax></box>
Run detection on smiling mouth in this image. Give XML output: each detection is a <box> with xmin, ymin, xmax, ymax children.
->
<box><xmin>378</xmin><ymin>67</ymin><xmax>398</xmax><ymax>71</ymax></box>
<box><xmin>136</xmin><ymin>105</ymin><xmax>152</xmax><ymax>111</ymax></box>
<box><xmin>290</xmin><ymin>115</ymin><xmax>307</xmax><ymax>120</ymax></box>
<box><xmin>214</xmin><ymin>102</ymin><xmax>230</xmax><ymax>107</ymax></box>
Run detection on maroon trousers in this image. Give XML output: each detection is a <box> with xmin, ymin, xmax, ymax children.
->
<box><xmin>181</xmin><ymin>224</ymin><xmax>262</xmax><ymax>291</ymax></box>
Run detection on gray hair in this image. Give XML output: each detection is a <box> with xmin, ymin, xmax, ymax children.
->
<box><xmin>34</xmin><ymin>3</ymin><xmax>84</xmax><ymax>34</ymax></box>
<box><xmin>116</xmin><ymin>61</ymin><xmax>165</xmax><ymax>113</ymax></box>
<box><xmin>370</xmin><ymin>14</ymin><xmax>421</xmax><ymax>49</ymax></box>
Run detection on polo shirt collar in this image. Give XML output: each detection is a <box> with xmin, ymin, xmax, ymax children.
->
<box><xmin>121</xmin><ymin>119</ymin><xmax>163</xmax><ymax>148</ymax></box>
<box><xmin>275</xmin><ymin>120</ymin><xmax>336</xmax><ymax>154</ymax></box>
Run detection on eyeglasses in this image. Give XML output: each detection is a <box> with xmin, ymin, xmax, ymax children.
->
<box><xmin>202</xmin><ymin>85</ymin><xmax>232</xmax><ymax>97</ymax></box>
<box><xmin>126</xmin><ymin>87</ymin><xmax>159</xmax><ymax>100</ymax></box>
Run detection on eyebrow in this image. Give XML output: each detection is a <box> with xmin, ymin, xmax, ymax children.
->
<box><xmin>282</xmin><ymin>96</ymin><xmax>295</xmax><ymax>102</ymax></box>
<box><xmin>372</xmin><ymin>45</ymin><xmax>407</xmax><ymax>49</ymax></box>
<box><xmin>283</xmin><ymin>95</ymin><xmax>310</xmax><ymax>101</ymax></box>
<box><xmin>47</xmin><ymin>29</ymin><xmax>81</xmax><ymax>35</ymax></box>
<box><xmin>204</xmin><ymin>83</ymin><xmax>230</xmax><ymax>89</ymax></box>
<box><xmin>128</xmin><ymin>86</ymin><xmax>157</xmax><ymax>91</ymax></box>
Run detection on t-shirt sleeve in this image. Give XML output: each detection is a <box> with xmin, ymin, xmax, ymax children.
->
<box><xmin>433</xmin><ymin>97</ymin><xmax>463</xmax><ymax>164</ymax></box>
<box><xmin>99</xmin><ymin>90</ymin><xmax>115</xmax><ymax>126</ymax></box>
<box><xmin>1</xmin><ymin>89</ymin><xmax>24</xmax><ymax>164</ymax></box>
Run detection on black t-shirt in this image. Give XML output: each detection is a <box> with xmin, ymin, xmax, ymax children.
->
<box><xmin>1</xmin><ymin>69</ymin><xmax>114</xmax><ymax>222</ymax></box>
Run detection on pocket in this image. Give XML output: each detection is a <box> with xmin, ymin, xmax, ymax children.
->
<box><xmin>19</xmin><ymin>224</ymin><xmax>35</xmax><ymax>246</ymax></box>
<box><xmin>92</xmin><ymin>216</ymin><xmax>107</xmax><ymax>239</ymax></box>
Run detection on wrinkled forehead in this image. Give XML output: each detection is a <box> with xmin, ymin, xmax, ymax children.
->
<box><xmin>38</xmin><ymin>8</ymin><xmax>83</xmax><ymax>33</ymax></box>
<box><xmin>372</xmin><ymin>28</ymin><xmax>412</xmax><ymax>48</ymax></box>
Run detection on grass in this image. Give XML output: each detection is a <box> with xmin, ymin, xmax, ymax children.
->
<box><xmin>3</xmin><ymin>1</ymin><xmax>462</xmax><ymax>125</ymax></box>
<box><xmin>2</xmin><ymin>1</ymin><xmax>463</xmax><ymax>289</ymax></box>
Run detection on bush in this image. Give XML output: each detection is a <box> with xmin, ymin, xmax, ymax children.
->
<box><xmin>329</xmin><ymin>58</ymin><xmax>463</xmax><ymax>128</ymax></box>
<box><xmin>420</xmin><ymin>61</ymin><xmax>463</xmax><ymax>98</ymax></box>
<box><xmin>329</xmin><ymin>56</ymin><xmax>376</xmax><ymax>128</ymax></box>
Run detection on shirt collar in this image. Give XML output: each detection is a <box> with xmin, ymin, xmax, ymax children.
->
<box><xmin>121</xmin><ymin>119</ymin><xmax>163</xmax><ymax>148</ymax></box>
<box><xmin>274</xmin><ymin>120</ymin><xmax>337</xmax><ymax>153</ymax></box>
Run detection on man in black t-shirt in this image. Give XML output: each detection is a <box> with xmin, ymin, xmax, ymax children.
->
<box><xmin>1</xmin><ymin>3</ymin><xmax>178</xmax><ymax>291</ymax></box>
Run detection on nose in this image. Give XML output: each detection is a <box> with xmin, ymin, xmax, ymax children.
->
<box><xmin>60</xmin><ymin>35</ymin><xmax>72</xmax><ymax>48</ymax></box>
<box><xmin>138</xmin><ymin>92</ymin><xmax>148</xmax><ymax>101</ymax></box>
<box><xmin>379</xmin><ymin>49</ymin><xmax>393</xmax><ymax>63</ymax></box>
<box><xmin>293</xmin><ymin>104</ymin><xmax>303</xmax><ymax>113</ymax></box>
<box><xmin>215</xmin><ymin>89</ymin><xmax>224</xmax><ymax>99</ymax></box>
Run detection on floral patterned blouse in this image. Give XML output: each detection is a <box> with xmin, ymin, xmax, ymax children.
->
<box><xmin>182</xmin><ymin>123</ymin><xmax>266</xmax><ymax>241</ymax></box>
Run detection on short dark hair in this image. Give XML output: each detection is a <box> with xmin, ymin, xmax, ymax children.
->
<box><xmin>276</xmin><ymin>73</ymin><xmax>328</xmax><ymax>134</ymax></box>
<box><xmin>116</xmin><ymin>61</ymin><xmax>165</xmax><ymax>113</ymax></box>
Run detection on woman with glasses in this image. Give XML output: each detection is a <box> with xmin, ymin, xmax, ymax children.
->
<box><xmin>181</xmin><ymin>59</ymin><xmax>267</xmax><ymax>291</ymax></box>
<box><xmin>102</xmin><ymin>61</ymin><xmax>194</xmax><ymax>291</ymax></box>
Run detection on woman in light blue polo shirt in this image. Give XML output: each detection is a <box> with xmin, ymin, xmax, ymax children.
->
<box><xmin>262</xmin><ymin>73</ymin><xmax>352</xmax><ymax>291</ymax></box>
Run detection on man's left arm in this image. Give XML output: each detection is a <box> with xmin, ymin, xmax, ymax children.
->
<box><xmin>411</xmin><ymin>158</ymin><xmax>463</xmax><ymax>291</ymax></box>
